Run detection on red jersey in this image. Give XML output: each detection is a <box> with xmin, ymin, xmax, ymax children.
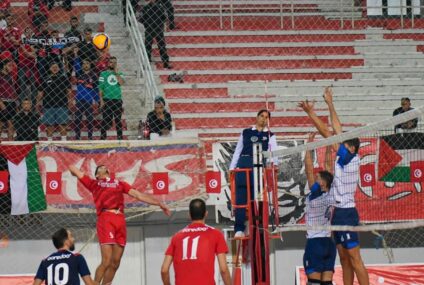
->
<box><xmin>0</xmin><ymin>26</ymin><xmax>21</xmax><ymax>51</ymax></box>
<box><xmin>165</xmin><ymin>223</ymin><xmax>228</xmax><ymax>285</ymax></box>
<box><xmin>79</xmin><ymin>175</ymin><xmax>132</xmax><ymax>216</ymax></box>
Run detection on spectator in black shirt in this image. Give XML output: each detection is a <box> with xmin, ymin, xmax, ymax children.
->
<box><xmin>393</xmin><ymin>97</ymin><xmax>418</xmax><ymax>133</ymax></box>
<box><xmin>34</xmin><ymin>21</ymin><xmax>51</xmax><ymax>80</ymax></box>
<box><xmin>139</xmin><ymin>0</ymin><xmax>172</xmax><ymax>69</ymax></box>
<box><xmin>63</xmin><ymin>16</ymin><xmax>82</xmax><ymax>74</ymax></box>
<box><xmin>147</xmin><ymin>96</ymin><xmax>172</xmax><ymax>136</ymax></box>
<box><xmin>159</xmin><ymin>0</ymin><xmax>176</xmax><ymax>30</ymax></box>
<box><xmin>78</xmin><ymin>28</ymin><xmax>98</xmax><ymax>65</ymax></box>
<box><xmin>13</xmin><ymin>98</ymin><xmax>40</xmax><ymax>141</ymax></box>
<box><xmin>36</xmin><ymin>61</ymin><xmax>72</xmax><ymax>141</ymax></box>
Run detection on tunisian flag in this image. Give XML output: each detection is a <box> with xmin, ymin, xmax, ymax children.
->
<box><xmin>152</xmin><ymin>172</ymin><xmax>169</xmax><ymax>195</ymax></box>
<box><xmin>0</xmin><ymin>171</ymin><xmax>9</xmax><ymax>194</ymax></box>
<box><xmin>410</xmin><ymin>161</ymin><xmax>424</xmax><ymax>182</ymax></box>
<box><xmin>206</xmin><ymin>171</ymin><xmax>221</xmax><ymax>193</ymax></box>
<box><xmin>360</xmin><ymin>164</ymin><xmax>376</xmax><ymax>187</ymax></box>
<box><xmin>46</xmin><ymin>172</ymin><xmax>62</xmax><ymax>195</ymax></box>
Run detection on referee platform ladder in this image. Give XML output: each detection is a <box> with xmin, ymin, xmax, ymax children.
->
<box><xmin>228</xmin><ymin>149</ymin><xmax>280</xmax><ymax>285</ymax></box>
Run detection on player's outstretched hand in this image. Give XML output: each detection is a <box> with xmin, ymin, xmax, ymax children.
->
<box><xmin>160</xmin><ymin>202</ymin><xmax>172</xmax><ymax>216</ymax></box>
<box><xmin>323</xmin><ymin>86</ymin><xmax>333</xmax><ymax>105</ymax></box>
<box><xmin>297</xmin><ymin>99</ymin><xmax>315</xmax><ymax>114</ymax></box>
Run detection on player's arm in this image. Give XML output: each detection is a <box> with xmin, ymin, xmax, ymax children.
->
<box><xmin>128</xmin><ymin>189</ymin><xmax>171</xmax><ymax>216</ymax></box>
<box><xmin>160</xmin><ymin>255</ymin><xmax>173</xmax><ymax>285</ymax></box>
<box><xmin>323</xmin><ymin>87</ymin><xmax>342</xmax><ymax>135</ymax></box>
<box><xmin>298</xmin><ymin>100</ymin><xmax>333</xmax><ymax>138</ymax></box>
<box><xmin>217</xmin><ymin>253</ymin><xmax>232</xmax><ymax>285</ymax></box>
<box><xmin>69</xmin><ymin>165</ymin><xmax>85</xmax><ymax>179</ymax></box>
<box><xmin>324</xmin><ymin>145</ymin><xmax>333</xmax><ymax>174</ymax></box>
<box><xmin>81</xmin><ymin>275</ymin><xmax>99</xmax><ymax>285</ymax></box>
<box><xmin>304</xmin><ymin>133</ymin><xmax>315</xmax><ymax>188</ymax></box>
<box><xmin>32</xmin><ymin>279</ymin><xmax>43</xmax><ymax>285</ymax></box>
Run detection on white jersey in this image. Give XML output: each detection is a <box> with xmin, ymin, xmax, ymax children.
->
<box><xmin>305</xmin><ymin>184</ymin><xmax>334</xmax><ymax>239</ymax></box>
<box><xmin>331</xmin><ymin>155</ymin><xmax>360</xmax><ymax>208</ymax></box>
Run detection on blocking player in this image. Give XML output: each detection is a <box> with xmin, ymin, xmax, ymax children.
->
<box><xmin>161</xmin><ymin>199</ymin><xmax>231</xmax><ymax>285</ymax></box>
<box><xmin>33</xmin><ymin>228</ymin><xmax>97</xmax><ymax>285</ymax></box>
<box><xmin>298</xmin><ymin>87</ymin><xmax>369</xmax><ymax>285</ymax></box>
<box><xmin>69</xmin><ymin>165</ymin><xmax>171</xmax><ymax>285</ymax></box>
<box><xmin>303</xmin><ymin>133</ymin><xmax>336</xmax><ymax>285</ymax></box>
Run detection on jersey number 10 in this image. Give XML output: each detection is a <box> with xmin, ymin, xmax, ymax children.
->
<box><xmin>47</xmin><ymin>263</ymin><xmax>69</xmax><ymax>285</ymax></box>
<box><xmin>182</xmin><ymin>236</ymin><xmax>200</xmax><ymax>260</ymax></box>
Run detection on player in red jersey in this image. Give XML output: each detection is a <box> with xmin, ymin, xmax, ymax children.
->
<box><xmin>161</xmin><ymin>199</ymin><xmax>231</xmax><ymax>285</ymax></box>
<box><xmin>69</xmin><ymin>164</ymin><xmax>171</xmax><ymax>285</ymax></box>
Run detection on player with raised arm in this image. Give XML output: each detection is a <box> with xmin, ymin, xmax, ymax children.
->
<box><xmin>161</xmin><ymin>199</ymin><xmax>231</xmax><ymax>285</ymax></box>
<box><xmin>69</xmin><ymin>165</ymin><xmax>171</xmax><ymax>285</ymax></box>
<box><xmin>33</xmin><ymin>228</ymin><xmax>97</xmax><ymax>285</ymax></box>
<box><xmin>303</xmin><ymin>133</ymin><xmax>336</xmax><ymax>285</ymax></box>
<box><xmin>298</xmin><ymin>87</ymin><xmax>369</xmax><ymax>285</ymax></box>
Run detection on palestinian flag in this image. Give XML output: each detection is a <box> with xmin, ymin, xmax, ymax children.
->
<box><xmin>378</xmin><ymin>133</ymin><xmax>424</xmax><ymax>182</ymax></box>
<box><xmin>0</xmin><ymin>144</ymin><xmax>46</xmax><ymax>215</ymax></box>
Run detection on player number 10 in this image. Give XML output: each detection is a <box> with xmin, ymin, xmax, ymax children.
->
<box><xmin>47</xmin><ymin>263</ymin><xmax>69</xmax><ymax>285</ymax></box>
<box><xmin>182</xmin><ymin>236</ymin><xmax>200</xmax><ymax>260</ymax></box>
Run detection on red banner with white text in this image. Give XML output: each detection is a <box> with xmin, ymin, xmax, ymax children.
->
<box><xmin>297</xmin><ymin>264</ymin><xmax>424</xmax><ymax>285</ymax></box>
<box><xmin>36</xmin><ymin>139</ymin><xmax>205</xmax><ymax>212</ymax></box>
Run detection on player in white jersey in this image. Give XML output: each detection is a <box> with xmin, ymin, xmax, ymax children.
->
<box><xmin>303</xmin><ymin>133</ymin><xmax>336</xmax><ymax>285</ymax></box>
<box><xmin>298</xmin><ymin>87</ymin><xmax>369</xmax><ymax>285</ymax></box>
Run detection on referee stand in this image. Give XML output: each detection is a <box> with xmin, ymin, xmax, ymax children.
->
<box><xmin>228</xmin><ymin>143</ymin><xmax>280</xmax><ymax>285</ymax></box>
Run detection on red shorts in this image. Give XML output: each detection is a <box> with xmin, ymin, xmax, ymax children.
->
<box><xmin>96</xmin><ymin>211</ymin><xmax>127</xmax><ymax>246</ymax></box>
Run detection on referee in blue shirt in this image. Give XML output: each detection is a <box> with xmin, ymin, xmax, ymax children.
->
<box><xmin>229</xmin><ymin>109</ymin><xmax>278</xmax><ymax>238</ymax></box>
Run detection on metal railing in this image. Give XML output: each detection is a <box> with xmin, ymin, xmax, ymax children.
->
<box><xmin>176</xmin><ymin>0</ymin><xmax>424</xmax><ymax>29</ymax></box>
<box><xmin>125</xmin><ymin>0</ymin><xmax>159</xmax><ymax>110</ymax></box>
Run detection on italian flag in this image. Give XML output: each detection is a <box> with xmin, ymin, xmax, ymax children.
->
<box><xmin>378</xmin><ymin>133</ymin><xmax>424</xmax><ymax>182</ymax></box>
<box><xmin>0</xmin><ymin>144</ymin><xmax>46</xmax><ymax>215</ymax></box>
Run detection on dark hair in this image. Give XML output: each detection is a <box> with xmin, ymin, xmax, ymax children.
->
<box><xmin>318</xmin><ymin>170</ymin><xmax>333</xmax><ymax>189</ymax></box>
<box><xmin>189</xmin><ymin>199</ymin><xmax>206</xmax><ymax>220</ymax></box>
<box><xmin>257</xmin><ymin>109</ymin><xmax>271</xmax><ymax>119</ymax></box>
<box><xmin>343</xmin><ymin>138</ymin><xmax>360</xmax><ymax>154</ymax></box>
<box><xmin>0</xmin><ymin>59</ymin><xmax>10</xmax><ymax>71</ymax></box>
<box><xmin>83</xmin><ymin>27</ymin><xmax>92</xmax><ymax>33</ymax></box>
<box><xmin>110</xmin><ymin>56</ymin><xmax>117</xmax><ymax>61</ymax></box>
<box><xmin>95</xmin><ymin>165</ymin><xmax>105</xmax><ymax>176</ymax></box>
<box><xmin>401</xmin><ymin>97</ymin><xmax>410</xmax><ymax>102</ymax></box>
<box><xmin>51</xmin><ymin>29</ymin><xmax>59</xmax><ymax>34</ymax></box>
<box><xmin>70</xmin><ymin>16</ymin><xmax>78</xmax><ymax>21</ymax></box>
<box><xmin>52</xmin><ymin>228</ymin><xmax>69</xmax><ymax>249</ymax></box>
<box><xmin>154</xmin><ymin>96</ymin><xmax>165</xmax><ymax>106</ymax></box>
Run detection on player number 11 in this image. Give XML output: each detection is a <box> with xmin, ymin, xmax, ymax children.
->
<box><xmin>182</xmin><ymin>236</ymin><xmax>200</xmax><ymax>260</ymax></box>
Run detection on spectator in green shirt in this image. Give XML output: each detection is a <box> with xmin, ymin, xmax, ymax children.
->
<box><xmin>99</xmin><ymin>56</ymin><xmax>125</xmax><ymax>140</ymax></box>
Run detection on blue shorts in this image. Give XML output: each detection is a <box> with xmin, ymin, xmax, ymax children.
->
<box><xmin>42</xmin><ymin>107</ymin><xmax>69</xmax><ymax>126</ymax></box>
<box><xmin>303</xmin><ymin>237</ymin><xmax>336</xmax><ymax>275</ymax></box>
<box><xmin>331</xmin><ymin>207</ymin><xmax>360</xmax><ymax>249</ymax></box>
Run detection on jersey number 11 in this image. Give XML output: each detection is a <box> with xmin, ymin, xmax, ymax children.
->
<box><xmin>182</xmin><ymin>236</ymin><xmax>200</xmax><ymax>260</ymax></box>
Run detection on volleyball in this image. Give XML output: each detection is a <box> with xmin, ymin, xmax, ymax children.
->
<box><xmin>92</xmin><ymin>33</ymin><xmax>111</xmax><ymax>50</ymax></box>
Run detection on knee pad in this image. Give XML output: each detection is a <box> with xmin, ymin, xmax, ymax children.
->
<box><xmin>321</xmin><ymin>281</ymin><xmax>333</xmax><ymax>285</ymax></box>
<box><xmin>307</xmin><ymin>279</ymin><xmax>321</xmax><ymax>285</ymax></box>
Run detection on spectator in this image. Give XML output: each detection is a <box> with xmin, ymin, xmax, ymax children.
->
<box><xmin>99</xmin><ymin>56</ymin><xmax>124</xmax><ymax>140</ymax></box>
<box><xmin>78</xmin><ymin>28</ymin><xmax>98</xmax><ymax>65</ymax></box>
<box><xmin>393</xmin><ymin>97</ymin><xmax>418</xmax><ymax>133</ymax></box>
<box><xmin>139</xmin><ymin>0</ymin><xmax>172</xmax><ymax>69</ymax></box>
<box><xmin>159</xmin><ymin>0</ymin><xmax>176</xmax><ymax>30</ymax></box>
<box><xmin>0</xmin><ymin>0</ymin><xmax>10</xmax><ymax>12</ymax></box>
<box><xmin>13</xmin><ymin>98</ymin><xmax>40</xmax><ymax>141</ymax></box>
<box><xmin>18</xmin><ymin>27</ymin><xmax>37</xmax><ymax>103</ymax></box>
<box><xmin>34</xmin><ymin>21</ymin><xmax>50</xmax><ymax>79</ymax></box>
<box><xmin>96</xmin><ymin>49</ymin><xmax>111</xmax><ymax>74</ymax></box>
<box><xmin>63</xmin><ymin>16</ymin><xmax>82</xmax><ymax>74</ymax></box>
<box><xmin>49</xmin><ymin>29</ymin><xmax>65</xmax><ymax>72</ymax></box>
<box><xmin>0</xmin><ymin>59</ymin><xmax>18</xmax><ymax>140</ymax></box>
<box><xmin>28</xmin><ymin>0</ymin><xmax>49</xmax><ymax>32</ymax></box>
<box><xmin>73</xmin><ymin>57</ymin><xmax>99</xmax><ymax>140</ymax></box>
<box><xmin>36</xmin><ymin>61</ymin><xmax>72</xmax><ymax>141</ymax></box>
<box><xmin>0</xmin><ymin>14</ymin><xmax>21</xmax><ymax>61</ymax></box>
<box><xmin>146</xmin><ymin>96</ymin><xmax>172</xmax><ymax>137</ymax></box>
